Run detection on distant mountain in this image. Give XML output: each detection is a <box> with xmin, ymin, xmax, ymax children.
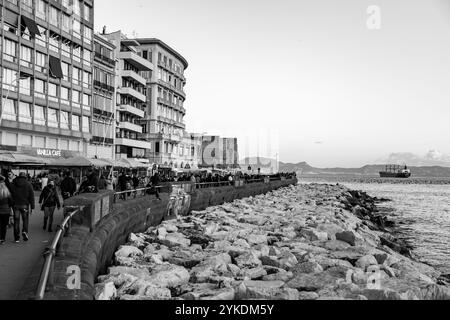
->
<box><xmin>240</xmin><ymin>156</ymin><xmax>450</xmax><ymax>177</ymax></box>
<box><xmin>376</xmin><ymin>150</ymin><xmax>450</xmax><ymax>167</ymax></box>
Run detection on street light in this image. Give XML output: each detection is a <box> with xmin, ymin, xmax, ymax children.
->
<box><xmin>0</xmin><ymin>73</ymin><xmax>29</xmax><ymax>125</ymax></box>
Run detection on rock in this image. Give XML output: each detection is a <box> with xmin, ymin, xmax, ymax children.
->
<box><xmin>374</xmin><ymin>252</ymin><xmax>389</xmax><ymax>265</ymax></box>
<box><xmin>166</xmin><ymin>250</ymin><xmax>203</xmax><ymax>268</ymax></box>
<box><xmin>190</xmin><ymin>254</ymin><xmax>232</xmax><ymax>283</ymax></box>
<box><xmin>242</xmin><ymin>267</ymin><xmax>267</xmax><ymax>280</ymax></box>
<box><xmin>336</xmin><ymin>231</ymin><xmax>363</xmax><ymax>246</ymax></box>
<box><xmin>182</xmin><ymin>287</ymin><xmax>235</xmax><ymax>300</ymax></box>
<box><xmin>144</xmin><ymin>286</ymin><xmax>172</xmax><ymax>299</ymax></box>
<box><xmin>247</xmin><ymin>234</ymin><xmax>268</xmax><ymax>245</ymax></box>
<box><xmin>355</xmin><ymin>255</ymin><xmax>378</xmax><ymax>271</ymax></box>
<box><xmin>298</xmin><ymin>291</ymin><xmax>319</xmax><ymax>300</ymax></box>
<box><xmin>108</xmin><ymin>266</ymin><xmax>150</xmax><ymax>279</ymax></box>
<box><xmin>420</xmin><ymin>285</ymin><xmax>450</xmax><ymax>300</ymax></box>
<box><xmin>115</xmin><ymin>246</ymin><xmax>143</xmax><ymax>259</ymax></box>
<box><xmin>278</xmin><ymin>252</ymin><xmax>298</xmax><ymax>270</ymax></box>
<box><xmin>323</xmin><ymin>240</ymin><xmax>351</xmax><ymax>251</ymax></box>
<box><xmin>97</xmin><ymin>273</ymin><xmax>138</xmax><ymax>289</ymax></box>
<box><xmin>95</xmin><ymin>282</ymin><xmax>117</xmax><ymax>300</ymax></box>
<box><xmin>145</xmin><ymin>264</ymin><xmax>190</xmax><ymax>289</ymax></box>
<box><xmin>235</xmin><ymin>252</ymin><xmax>262</xmax><ymax>269</ymax></box>
<box><xmin>300</xmin><ymin>228</ymin><xmax>328</xmax><ymax>242</ymax></box>
<box><xmin>287</xmin><ymin>272</ymin><xmax>339</xmax><ymax>292</ymax></box>
<box><xmin>293</xmin><ymin>261</ymin><xmax>324</xmax><ymax>274</ymax></box>
<box><xmin>260</xmin><ymin>256</ymin><xmax>281</xmax><ymax>268</ymax></box>
<box><xmin>360</xmin><ymin>288</ymin><xmax>402</xmax><ymax>300</ymax></box>
<box><xmin>160</xmin><ymin>233</ymin><xmax>191</xmax><ymax>248</ymax></box>
<box><xmin>239</xmin><ymin>280</ymin><xmax>298</xmax><ymax>300</ymax></box>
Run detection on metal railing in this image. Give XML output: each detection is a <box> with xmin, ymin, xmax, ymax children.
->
<box><xmin>35</xmin><ymin>206</ymin><xmax>84</xmax><ymax>300</ymax></box>
<box><xmin>113</xmin><ymin>186</ymin><xmax>166</xmax><ymax>203</ymax></box>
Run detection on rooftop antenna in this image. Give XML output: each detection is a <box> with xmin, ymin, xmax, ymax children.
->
<box><xmin>102</xmin><ymin>26</ymin><xmax>106</xmax><ymax>34</ymax></box>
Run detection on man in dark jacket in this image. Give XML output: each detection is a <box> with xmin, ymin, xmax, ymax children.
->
<box><xmin>150</xmin><ymin>172</ymin><xmax>162</xmax><ymax>200</ymax></box>
<box><xmin>9</xmin><ymin>172</ymin><xmax>35</xmax><ymax>242</ymax></box>
<box><xmin>60</xmin><ymin>171</ymin><xmax>76</xmax><ymax>201</ymax></box>
<box><xmin>39</xmin><ymin>180</ymin><xmax>61</xmax><ymax>232</ymax></box>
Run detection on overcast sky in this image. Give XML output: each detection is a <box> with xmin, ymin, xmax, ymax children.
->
<box><xmin>96</xmin><ymin>0</ymin><xmax>450</xmax><ymax>167</ymax></box>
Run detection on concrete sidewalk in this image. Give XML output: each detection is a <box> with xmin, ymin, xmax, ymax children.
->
<box><xmin>0</xmin><ymin>195</ymin><xmax>63</xmax><ymax>300</ymax></box>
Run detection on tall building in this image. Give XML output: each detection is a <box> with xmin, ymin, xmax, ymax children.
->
<box><xmin>0</xmin><ymin>0</ymin><xmax>95</xmax><ymax>159</ymax></box>
<box><xmin>134</xmin><ymin>38</ymin><xmax>194</xmax><ymax>168</ymax></box>
<box><xmin>87</xmin><ymin>32</ymin><xmax>115</xmax><ymax>159</ymax></box>
<box><xmin>102</xmin><ymin>31</ymin><xmax>153</xmax><ymax>162</ymax></box>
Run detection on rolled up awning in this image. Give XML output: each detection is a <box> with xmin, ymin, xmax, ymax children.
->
<box><xmin>21</xmin><ymin>15</ymin><xmax>41</xmax><ymax>37</ymax></box>
<box><xmin>49</xmin><ymin>55</ymin><xmax>63</xmax><ymax>79</ymax></box>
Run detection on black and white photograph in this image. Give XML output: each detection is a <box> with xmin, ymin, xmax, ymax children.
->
<box><xmin>0</xmin><ymin>0</ymin><xmax>449</xmax><ymax>312</ymax></box>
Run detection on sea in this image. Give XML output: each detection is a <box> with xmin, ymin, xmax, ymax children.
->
<box><xmin>300</xmin><ymin>174</ymin><xmax>450</xmax><ymax>275</ymax></box>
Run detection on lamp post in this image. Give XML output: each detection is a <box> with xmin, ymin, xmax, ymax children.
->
<box><xmin>0</xmin><ymin>73</ymin><xmax>28</xmax><ymax>126</ymax></box>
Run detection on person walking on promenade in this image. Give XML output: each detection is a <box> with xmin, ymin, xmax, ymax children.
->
<box><xmin>39</xmin><ymin>180</ymin><xmax>61</xmax><ymax>233</ymax></box>
<box><xmin>9</xmin><ymin>172</ymin><xmax>35</xmax><ymax>243</ymax></box>
<box><xmin>6</xmin><ymin>171</ymin><xmax>15</xmax><ymax>189</ymax></box>
<box><xmin>0</xmin><ymin>176</ymin><xmax>14</xmax><ymax>245</ymax></box>
<box><xmin>150</xmin><ymin>172</ymin><xmax>162</xmax><ymax>201</ymax></box>
<box><xmin>60</xmin><ymin>171</ymin><xmax>77</xmax><ymax>201</ymax></box>
<box><xmin>98</xmin><ymin>174</ymin><xmax>107</xmax><ymax>191</ymax></box>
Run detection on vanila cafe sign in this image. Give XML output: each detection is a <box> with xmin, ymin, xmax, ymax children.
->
<box><xmin>37</xmin><ymin>149</ymin><xmax>62</xmax><ymax>158</ymax></box>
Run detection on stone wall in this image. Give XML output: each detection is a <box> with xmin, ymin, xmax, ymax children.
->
<box><xmin>22</xmin><ymin>178</ymin><xmax>296</xmax><ymax>300</ymax></box>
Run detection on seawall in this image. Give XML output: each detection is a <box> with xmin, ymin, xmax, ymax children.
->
<box><xmin>20</xmin><ymin>178</ymin><xmax>297</xmax><ymax>300</ymax></box>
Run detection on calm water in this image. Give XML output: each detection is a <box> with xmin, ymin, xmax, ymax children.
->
<box><xmin>300</xmin><ymin>175</ymin><xmax>450</xmax><ymax>275</ymax></box>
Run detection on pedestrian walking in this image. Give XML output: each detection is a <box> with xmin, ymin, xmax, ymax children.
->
<box><xmin>9</xmin><ymin>172</ymin><xmax>35</xmax><ymax>243</ymax></box>
<box><xmin>39</xmin><ymin>180</ymin><xmax>61</xmax><ymax>233</ymax></box>
<box><xmin>0</xmin><ymin>176</ymin><xmax>13</xmax><ymax>245</ymax></box>
<box><xmin>60</xmin><ymin>171</ymin><xmax>77</xmax><ymax>201</ymax></box>
<box><xmin>150</xmin><ymin>172</ymin><xmax>162</xmax><ymax>201</ymax></box>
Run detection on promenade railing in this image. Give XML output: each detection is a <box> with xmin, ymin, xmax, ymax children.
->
<box><xmin>35</xmin><ymin>205</ymin><xmax>84</xmax><ymax>300</ymax></box>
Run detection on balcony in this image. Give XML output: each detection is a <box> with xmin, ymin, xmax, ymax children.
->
<box><xmin>115</xmin><ymin>138</ymin><xmax>152</xmax><ymax>150</ymax></box>
<box><xmin>121</xmin><ymin>69</ymin><xmax>147</xmax><ymax>86</ymax></box>
<box><xmin>118</xmin><ymin>51</ymin><xmax>153</xmax><ymax>71</ymax></box>
<box><xmin>118</xmin><ymin>104</ymin><xmax>145</xmax><ymax>118</ymax></box>
<box><xmin>119</xmin><ymin>121</ymin><xmax>143</xmax><ymax>133</ymax></box>
<box><xmin>118</xmin><ymin>87</ymin><xmax>146</xmax><ymax>103</ymax></box>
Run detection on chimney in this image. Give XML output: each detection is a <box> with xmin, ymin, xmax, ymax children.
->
<box><xmin>102</xmin><ymin>26</ymin><xmax>106</xmax><ymax>34</ymax></box>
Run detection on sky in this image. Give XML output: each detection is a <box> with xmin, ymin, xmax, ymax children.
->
<box><xmin>95</xmin><ymin>0</ymin><xmax>450</xmax><ymax>167</ymax></box>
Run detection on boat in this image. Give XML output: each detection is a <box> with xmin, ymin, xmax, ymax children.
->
<box><xmin>379</xmin><ymin>164</ymin><xmax>411</xmax><ymax>178</ymax></box>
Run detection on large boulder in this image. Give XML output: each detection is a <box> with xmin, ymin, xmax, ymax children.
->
<box><xmin>335</xmin><ymin>231</ymin><xmax>363</xmax><ymax>246</ymax></box>
<box><xmin>292</xmin><ymin>261</ymin><xmax>324</xmax><ymax>274</ymax></box>
<box><xmin>286</xmin><ymin>272</ymin><xmax>340</xmax><ymax>292</ymax></box>
<box><xmin>238</xmin><ymin>280</ymin><xmax>298</xmax><ymax>300</ymax></box>
<box><xmin>355</xmin><ymin>255</ymin><xmax>378</xmax><ymax>271</ymax></box>
<box><xmin>160</xmin><ymin>233</ymin><xmax>191</xmax><ymax>248</ymax></box>
<box><xmin>235</xmin><ymin>252</ymin><xmax>262</xmax><ymax>269</ymax></box>
<box><xmin>146</xmin><ymin>264</ymin><xmax>190</xmax><ymax>289</ymax></box>
<box><xmin>115</xmin><ymin>246</ymin><xmax>143</xmax><ymax>259</ymax></box>
<box><xmin>300</xmin><ymin>228</ymin><xmax>328</xmax><ymax>242</ymax></box>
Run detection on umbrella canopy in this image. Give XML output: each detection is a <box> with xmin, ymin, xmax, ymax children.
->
<box><xmin>49</xmin><ymin>156</ymin><xmax>113</xmax><ymax>168</ymax></box>
<box><xmin>0</xmin><ymin>151</ymin><xmax>48</xmax><ymax>165</ymax></box>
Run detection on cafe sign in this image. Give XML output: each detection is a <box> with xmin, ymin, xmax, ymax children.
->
<box><xmin>37</xmin><ymin>149</ymin><xmax>62</xmax><ymax>157</ymax></box>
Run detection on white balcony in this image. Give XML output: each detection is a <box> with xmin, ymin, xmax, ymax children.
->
<box><xmin>118</xmin><ymin>104</ymin><xmax>145</xmax><ymax>118</ymax></box>
<box><xmin>119</xmin><ymin>87</ymin><xmax>146</xmax><ymax>102</ymax></box>
<box><xmin>118</xmin><ymin>51</ymin><xmax>154</xmax><ymax>71</ymax></box>
<box><xmin>120</xmin><ymin>121</ymin><xmax>143</xmax><ymax>133</ymax></box>
<box><xmin>121</xmin><ymin>70</ymin><xmax>147</xmax><ymax>86</ymax></box>
<box><xmin>116</xmin><ymin>138</ymin><xmax>152</xmax><ymax>150</ymax></box>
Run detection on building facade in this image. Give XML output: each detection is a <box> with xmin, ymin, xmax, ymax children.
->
<box><xmin>87</xmin><ymin>32</ymin><xmax>115</xmax><ymax>159</ymax></box>
<box><xmin>102</xmin><ymin>31</ymin><xmax>153</xmax><ymax>162</ymax></box>
<box><xmin>0</xmin><ymin>0</ymin><xmax>95</xmax><ymax>158</ymax></box>
<box><xmin>134</xmin><ymin>38</ymin><xmax>197</xmax><ymax>168</ymax></box>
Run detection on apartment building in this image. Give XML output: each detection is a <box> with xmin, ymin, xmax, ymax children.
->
<box><xmin>0</xmin><ymin>0</ymin><xmax>95</xmax><ymax>159</ymax></box>
<box><xmin>133</xmin><ymin>38</ymin><xmax>197</xmax><ymax>168</ymax></box>
<box><xmin>87</xmin><ymin>33</ymin><xmax>115</xmax><ymax>159</ymax></box>
<box><xmin>102</xmin><ymin>31</ymin><xmax>153</xmax><ymax>162</ymax></box>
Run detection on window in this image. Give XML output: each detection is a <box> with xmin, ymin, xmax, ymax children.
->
<box><xmin>3</xmin><ymin>38</ymin><xmax>17</xmax><ymax>62</ymax></box>
<box><xmin>72</xmin><ymin>20</ymin><xmax>81</xmax><ymax>38</ymax></box>
<box><xmin>61</xmin><ymin>39</ymin><xmax>71</xmax><ymax>58</ymax></box>
<box><xmin>72</xmin><ymin>90</ymin><xmax>81</xmax><ymax>104</ymax></box>
<box><xmin>72</xmin><ymin>115</ymin><xmax>80</xmax><ymax>131</ymax></box>
<box><xmin>62</xmin><ymin>13</ymin><xmax>71</xmax><ymax>32</ymax></box>
<box><xmin>83</xmin><ymin>71</ymin><xmax>91</xmax><ymax>87</ymax></box>
<box><xmin>83</xmin><ymin>49</ymin><xmax>91</xmax><ymax>65</ymax></box>
<box><xmin>49</xmin><ymin>32</ymin><xmax>60</xmax><ymax>53</ymax></box>
<box><xmin>35</xmin><ymin>51</ymin><xmax>46</xmax><ymax>72</ymax></box>
<box><xmin>83</xmin><ymin>4</ymin><xmax>91</xmax><ymax>21</ymax></box>
<box><xmin>48</xmin><ymin>108</ymin><xmax>58</xmax><ymax>128</ymax></box>
<box><xmin>47</xmin><ymin>138</ymin><xmax>57</xmax><ymax>149</ymax></box>
<box><xmin>20</xmin><ymin>46</ymin><xmax>32</xmax><ymax>68</ymax></box>
<box><xmin>35</xmin><ymin>25</ymin><xmax>47</xmax><ymax>47</ymax></box>
<box><xmin>60</xmin><ymin>111</ymin><xmax>69</xmax><ymax>129</ymax></box>
<box><xmin>2</xmin><ymin>68</ymin><xmax>18</xmax><ymax>91</ymax></box>
<box><xmin>34</xmin><ymin>106</ymin><xmax>46</xmax><ymax>126</ymax></box>
<box><xmin>34</xmin><ymin>79</ymin><xmax>46</xmax><ymax>99</ymax></box>
<box><xmin>35</xmin><ymin>136</ymin><xmax>45</xmax><ymax>148</ymax></box>
<box><xmin>48</xmin><ymin>82</ymin><xmax>58</xmax><ymax>102</ymax></box>
<box><xmin>19</xmin><ymin>77</ymin><xmax>31</xmax><ymax>95</ymax></box>
<box><xmin>20</xmin><ymin>135</ymin><xmax>32</xmax><ymax>147</ymax></box>
<box><xmin>72</xmin><ymin>67</ymin><xmax>81</xmax><ymax>85</ymax></box>
<box><xmin>61</xmin><ymin>87</ymin><xmax>70</xmax><ymax>104</ymax></box>
<box><xmin>18</xmin><ymin>102</ymin><xmax>32</xmax><ymax>124</ymax></box>
<box><xmin>60</xmin><ymin>139</ymin><xmax>69</xmax><ymax>150</ymax></box>
<box><xmin>36</xmin><ymin>0</ymin><xmax>47</xmax><ymax>20</ymax></box>
<box><xmin>83</xmin><ymin>94</ymin><xmax>91</xmax><ymax>107</ymax></box>
<box><xmin>83</xmin><ymin>27</ymin><xmax>92</xmax><ymax>44</ymax></box>
<box><xmin>73</xmin><ymin>0</ymin><xmax>81</xmax><ymax>16</ymax></box>
<box><xmin>49</xmin><ymin>7</ymin><xmax>58</xmax><ymax>26</ymax></box>
<box><xmin>2</xmin><ymin>99</ymin><xmax>17</xmax><ymax>121</ymax></box>
<box><xmin>61</xmin><ymin>62</ymin><xmax>70</xmax><ymax>81</ymax></box>
<box><xmin>73</xmin><ymin>45</ymin><xmax>81</xmax><ymax>62</ymax></box>
<box><xmin>82</xmin><ymin>116</ymin><xmax>90</xmax><ymax>133</ymax></box>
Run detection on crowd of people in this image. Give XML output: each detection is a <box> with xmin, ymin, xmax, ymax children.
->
<box><xmin>0</xmin><ymin>168</ymin><xmax>296</xmax><ymax>245</ymax></box>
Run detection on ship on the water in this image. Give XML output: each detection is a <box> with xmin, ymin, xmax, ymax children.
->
<box><xmin>379</xmin><ymin>164</ymin><xmax>412</xmax><ymax>178</ymax></box>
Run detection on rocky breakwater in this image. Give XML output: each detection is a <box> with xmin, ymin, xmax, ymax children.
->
<box><xmin>95</xmin><ymin>184</ymin><xmax>450</xmax><ymax>300</ymax></box>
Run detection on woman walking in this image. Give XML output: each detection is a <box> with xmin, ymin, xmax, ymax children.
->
<box><xmin>39</xmin><ymin>179</ymin><xmax>61</xmax><ymax>233</ymax></box>
<box><xmin>0</xmin><ymin>176</ymin><xmax>13</xmax><ymax>244</ymax></box>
